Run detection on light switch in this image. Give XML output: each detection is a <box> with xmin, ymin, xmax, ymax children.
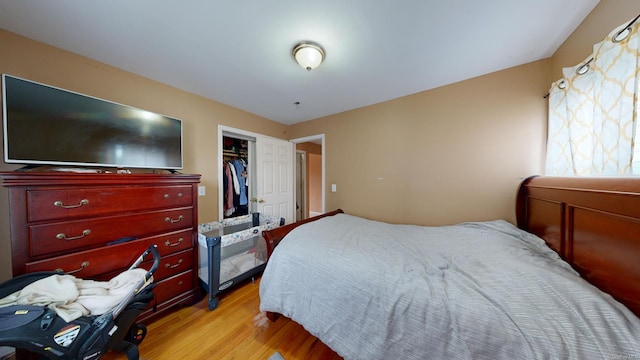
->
<box><xmin>331</xmin><ymin>184</ymin><xmax>337</xmax><ymax>192</ymax></box>
<box><xmin>198</xmin><ymin>185</ymin><xmax>206</xmax><ymax>196</ymax></box>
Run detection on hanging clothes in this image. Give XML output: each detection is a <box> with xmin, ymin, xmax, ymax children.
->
<box><xmin>227</xmin><ymin>161</ymin><xmax>239</xmax><ymax>195</ymax></box>
<box><xmin>223</xmin><ymin>162</ymin><xmax>235</xmax><ymax>215</ymax></box>
<box><xmin>222</xmin><ymin>136</ymin><xmax>250</xmax><ymax>218</ymax></box>
<box><xmin>222</xmin><ymin>158</ymin><xmax>249</xmax><ymax>217</ymax></box>
<box><xmin>231</xmin><ymin>159</ymin><xmax>248</xmax><ymax>206</ymax></box>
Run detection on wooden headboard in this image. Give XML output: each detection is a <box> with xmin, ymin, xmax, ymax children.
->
<box><xmin>517</xmin><ymin>176</ymin><xmax>640</xmax><ymax>318</ymax></box>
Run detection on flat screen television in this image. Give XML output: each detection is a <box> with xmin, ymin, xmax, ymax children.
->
<box><xmin>2</xmin><ymin>74</ymin><xmax>183</xmax><ymax>170</ymax></box>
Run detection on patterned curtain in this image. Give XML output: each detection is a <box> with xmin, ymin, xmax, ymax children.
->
<box><xmin>545</xmin><ymin>16</ymin><xmax>640</xmax><ymax>176</ymax></box>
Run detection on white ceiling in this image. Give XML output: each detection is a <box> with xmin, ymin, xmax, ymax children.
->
<box><xmin>0</xmin><ymin>1</ymin><xmax>599</xmax><ymax>125</ymax></box>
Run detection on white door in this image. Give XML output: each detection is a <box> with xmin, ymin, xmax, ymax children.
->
<box><xmin>255</xmin><ymin>136</ymin><xmax>294</xmax><ymax>224</ymax></box>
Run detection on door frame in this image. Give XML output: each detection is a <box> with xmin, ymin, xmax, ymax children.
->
<box><xmin>289</xmin><ymin>134</ymin><xmax>326</xmax><ymax>215</ymax></box>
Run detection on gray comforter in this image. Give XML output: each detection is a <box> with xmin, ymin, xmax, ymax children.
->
<box><xmin>259</xmin><ymin>214</ymin><xmax>640</xmax><ymax>359</ymax></box>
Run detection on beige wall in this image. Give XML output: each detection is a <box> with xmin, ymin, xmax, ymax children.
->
<box><xmin>0</xmin><ymin>0</ymin><xmax>637</xmax><ymax>280</ymax></box>
<box><xmin>288</xmin><ymin>0</ymin><xmax>639</xmax><ymax>226</ymax></box>
<box><xmin>289</xmin><ymin>61</ymin><xmax>549</xmax><ymax>225</ymax></box>
<box><xmin>0</xmin><ymin>30</ymin><xmax>288</xmax><ymax>281</ymax></box>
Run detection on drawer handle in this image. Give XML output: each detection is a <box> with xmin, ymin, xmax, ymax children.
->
<box><xmin>56</xmin><ymin>261</ymin><xmax>89</xmax><ymax>274</ymax></box>
<box><xmin>54</xmin><ymin>199</ymin><xmax>89</xmax><ymax>209</ymax></box>
<box><xmin>165</xmin><ymin>237</ymin><xmax>184</xmax><ymax>247</ymax></box>
<box><xmin>163</xmin><ymin>193</ymin><xmax>184</xmax><ymax>198</ymax></box>
<box><xmin>165</xmin><ymin>215</ymin><xmax>184</xmax><ymax>224</ymax></box>
<box><xmin>177</xmin><ymin>193</ymin><xmax>183</xmax><ymax>198</ymax></box>
<box><xmin>165</xmin><ymin>259</ymin><xmax>184</xmax><ymax>269</ymax></box>
<box><xmin>57</xmin><ymin>229</ymin><xmax>91</xmax><ymax>240</ymax></box>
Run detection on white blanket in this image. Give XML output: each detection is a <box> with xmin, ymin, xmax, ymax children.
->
<box><xmin>0</xmin><ymin>268</ymin><xmax>149</xmax><ymax>322</ymax></box>
<box><xmin>259</xmin><ymin>214</ymin><xmax>640</xmax><ymax>360</ymax></box>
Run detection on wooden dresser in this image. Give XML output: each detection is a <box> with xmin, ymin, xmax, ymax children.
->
<box><xmin>0</xmin><ymin>172</ymin><xmax>201</xmax><ymax>322</ymax></box>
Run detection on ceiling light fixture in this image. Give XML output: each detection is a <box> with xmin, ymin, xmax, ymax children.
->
<box><xmin>292</xmin><ymin>41</ymin><xmax>325</xmax><ymax>71</ymax></box>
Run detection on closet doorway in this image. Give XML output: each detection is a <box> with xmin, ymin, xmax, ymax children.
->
<box><xmin>218</xmin><ymin>126</ymin><xmax>295</xmax><ymax>223</ymax></box>
<box><xmin>221</xmin><ymin>135</ymin><xmax>252</xmax><ymax>219</ymax></box>
<box><xmin>290</xmin><ymin>134</ymin><xmax>325</xmax><ymax>221</ymax></box>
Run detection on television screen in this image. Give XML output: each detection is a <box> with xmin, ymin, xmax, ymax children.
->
<box><xmin>2</xmin><ymin>74</ymin><xmax>183</xmax><ymax>170</ymax></box>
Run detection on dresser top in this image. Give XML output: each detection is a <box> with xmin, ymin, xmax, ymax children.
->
<box><xmin>0</xmin><ymin>172</ymin><xmax>201</xmax><ymax>187</ymax></box>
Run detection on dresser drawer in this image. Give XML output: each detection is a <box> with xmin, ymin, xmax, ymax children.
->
<box><xmin>29</xmin><ymin>208</ymin><xmax>194</xmax><ymax>257</ymax></box>
<box><xmin>27</xmin><ymin>185</ymin><xmax>194</xmax><ymax>222</ymax></box>
<box><xmin>24</xmin><ymin>230</ymin><xmax>195</xmax><ymax>278</ymax></box>
<box><xmin>143</xmin><ymin>249</ymin><xmax>194</xmax><ymax>281</ymax></box>
<box><xmin>153</xmin><ymin>271</ymin><xmax>194</xmax><ymax>304</ymax></box>
<box><xmin>97</xmin><ymin>248</ymin><xmax>196</xmax><ymax>283</ymax></box>
<box><xmin>154</xmin><ymin>230</ymin><xmax>193</xmax><ymax>255</ymax></box>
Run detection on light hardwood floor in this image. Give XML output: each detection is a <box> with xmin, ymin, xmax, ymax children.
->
<box><xmin>101</xmin><ymin>277</ymin><xmax>342</xmax><ymax>360</ymax></box>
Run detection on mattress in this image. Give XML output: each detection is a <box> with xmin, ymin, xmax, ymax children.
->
<box><xmin>259</xmin><ymin>214</ymin><xmax>640</xmax><ymax>360</ymax></box>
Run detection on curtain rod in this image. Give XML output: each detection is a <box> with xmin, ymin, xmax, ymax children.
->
<box><xmin>621</xmin><ymin>14</ymin><xmax>640</xmax><ymax>37</ymax></box>
<box><xmin>543</xmin><ymin>13</ymin><xmax>640</xmax><ymax>99</ymax></box>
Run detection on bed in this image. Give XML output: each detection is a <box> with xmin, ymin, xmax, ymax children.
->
<box><xmin>259</xmin><ymin>176</ymin><xmax>640</xmax><ymax>359</ymax></box>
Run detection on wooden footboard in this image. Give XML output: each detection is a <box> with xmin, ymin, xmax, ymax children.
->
<box><xmin>517</xmin><ymin>176</ymin><xmax>640</xmax><ymax>317</ymax></box>
<box><xmin>262</xmin><ymin>209</ymin><xmax>344</xmax><ymax>257</ymax></box>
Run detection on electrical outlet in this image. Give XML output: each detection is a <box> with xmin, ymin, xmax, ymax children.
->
<box><xmin>198</xmin><ymin>185</ymin><xmax>206</xmax><ymax>196</ymax></box>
